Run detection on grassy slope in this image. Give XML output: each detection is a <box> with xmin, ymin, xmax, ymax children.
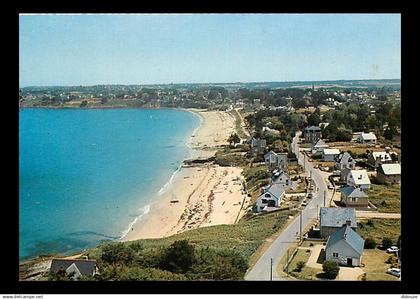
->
<box><xmin>229</xmin><ymin>109</ymin><xmax>248</xmax><ymax>139</ymax></box>
<box><xmin>357</xmin><ymin>218</ymin><xmax>400</xmax><ymax>245</ymax></box>
<box><xmin>88</xmin><ymin>209</ymin><xmax>297</xmax><ymax>264</ymax></box>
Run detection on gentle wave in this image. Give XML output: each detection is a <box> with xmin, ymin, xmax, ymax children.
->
<box><xmin>119</xmin><ymin>204</ymin><xmax>151</xmax><ymax>240</ymax></box>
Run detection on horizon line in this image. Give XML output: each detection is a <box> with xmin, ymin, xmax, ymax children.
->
<box><xmin>20</xmin><ymin>78</ymin><xmax>401</xmax><ymax>89</ymax></box>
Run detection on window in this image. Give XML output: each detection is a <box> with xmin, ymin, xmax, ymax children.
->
<box><xmin>333</xmin><ymin>253</ymin><xmax>339</xmax><ymax>258</ymax></box>
<box><xmin>265</xmin><ymin>193</ymin><xmax>271</xmax><ymax>198</ymax></box>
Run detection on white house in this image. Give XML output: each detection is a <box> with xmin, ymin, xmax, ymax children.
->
<box><xmin>376</xmin><ymin>163</ymin><xmax>401</xmax><ymax>184</ymax></box>
<box><xmin>322</xmin><ymin>148</ymin><xmax>340</xmax><ymax>162</ymax></box>
<box><xmin>325</xmin><ymin>224</ymin><xmax>364</xmax><ymax>267</ymax></box>
<box><xmin>255</xmin><ymin>184</ymin><xmax>285</xmax><ymax>213</ymax></box>
<box><xmin>335</xmin><ymin>152</ymin><xmax>356</xmax><ymax>170</ymax></box>
<box><xmin>357</xmin><ymin>132</ymin><xmax>377</xmax><ymax>144</ymax></box>
<box><xmin>347</xmin><ymin>169</ymin><xmax>371</xmax><ymax>190</ymax></box>
<box><xmin>367</xmin><ymin>151</ymin><xmax>397</xmax><ymax>168</ymax></box>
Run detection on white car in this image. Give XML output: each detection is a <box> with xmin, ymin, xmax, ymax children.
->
<box><xmin>387</xmin><ymin>246</ymin><xmax>399</xmax><ymax>253</ymax></box>
<box><xmin>386</xmin><ymin>268</ymin><xmax>401</xmax><ymax>278</ymax></box>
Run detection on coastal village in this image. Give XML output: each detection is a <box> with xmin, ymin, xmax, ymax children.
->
<box><xmin>19</xmin><ymin>80</ymin><xmax>401</xmax><ymax>281</ymax></box>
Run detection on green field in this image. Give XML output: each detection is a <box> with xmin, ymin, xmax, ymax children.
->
<box><xmin>357</xmin><ymin>218</ymin><xmax>400</xmax><ymax>245</ymax></box>
<box><xmin>367</xmin><ymin>184</ymin><xmax>401</xmax><ymax>213</ymax></box>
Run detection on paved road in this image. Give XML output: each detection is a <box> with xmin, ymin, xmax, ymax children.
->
<box><xmin>245</xmin><ymin>131</ymin><xmax>332</xmax><ymax>280</ymax></box>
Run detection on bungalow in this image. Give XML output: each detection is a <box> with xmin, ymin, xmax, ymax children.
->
<box><xmin>304</xmin><ymin>126</ymin><xmax>322</xmax><ymax>143</ymax></box>
<box><xmin>255</xmin><ymin>184</ymin><xmax>285</xmax><ymax>213</ymax></box>
<box><xmin>322</xmin><ymin>148</ymin><xmax>340</xmax><ymax>162</ymax></box>
<box><xmin>50</xmin><ymin>258</ymin><xmax>98</xmax><ymax>280</ymax></box>
<box><xmin>376</xmin><ymin>163</ymin><xmax>401</xmax><ymax>184</ymax></box>
<box><xmin>320</xmin><ymin>207</ymin><xmax>357</xmax><ymax>238</ymax></box>
<box><xmin>311</xmin><ymin>139</ymin><xmax>328</xmax><ymax>154</ymax></box>
<box><xmin>264</xmin><ymin>151</ymin><xmax>288</xmax><ymax>170</ymax></box>
<box><xmin>357</xmin><ymin>132</ymin><xmax>377</xmax><ymax>144</ymax></box>
<box><xmin>340</xmin><ymin>186</ymin><xmax>369</xmax><ymax>208</ymax></box>
<box><xmin>347</xmin><ymin>169</ymin><xmax>371</xmax><ymax>190</ymax></box>
<box><xmin>367</xmin><ymin>151</ymin><xmax>397</xmax><ymax>169</ymax></box>
<box><xmin>335</xmin><ymin>152</ymin><xmax>356</xmax><ymax>170</ymax></box>
<box><xmin>325</xmin><ymin>224</ymin><xmax>364</xmax><ymax>267</ymax></box>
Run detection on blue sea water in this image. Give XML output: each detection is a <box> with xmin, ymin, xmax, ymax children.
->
<box><xmin>19</xmin><ymin>108</ymin><xmax>200</xmax><ymax>260</ymax></box>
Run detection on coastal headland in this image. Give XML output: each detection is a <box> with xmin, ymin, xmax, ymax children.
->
<box><xmin>121</xmin><ymin>109</ymin><xmax>248</xmax><ymax>241</ymax></box>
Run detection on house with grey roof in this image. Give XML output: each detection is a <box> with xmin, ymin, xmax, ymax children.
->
<box><xmin>304</xmin><ymin>125</ymin><xmax>322</xmax><ymax>143</ymax></box>
<box><xmin>325</xmin><ymin>224</ymin><xmax>364</xmax><ymax>267</ymax></box>
<box><xmin>272</xmin><ymin>169</ymin><xmax>292</xmax><ymax>187</ymax></box>
<box><xmin>336</xmin><ymin>152</ymin><xmax>356</xmax><ymax>170</ymax></box>
<box><xmin>320</xmin><ymin>207</ymin><xmax>357</xmax><ymax>238</ymax></box>
<box><xmin>340</xmin><ymin>186</ymin><xmax>369</xmax><ymax>208</ymax></box>
<box><xmin>255</xmin><ymin>183</ymin><xmax>285</xmax><ymax>213</ymax></box>
<box><xmin>50</xmin><ymin>258</ymin><xmax>98</xmax><ymax>280</ymax></box>
<box><xmin>247</xmin><ymin>137</ymin><xmax>267</xmax><ymax>155</ymax></box>
<box><xmin>264</xmin><ymin>150</ymin><xmax>288</xmax><ymax>171</ymax></box>
<box><xmin>322</xmin><ymin>148</ymin><xmax>340</xmax><ymax>162</ymax></box>
<box><xmin>311</xmin><ymin>139</ymin><xmax>328</xmax><ymax>154</ymax></box>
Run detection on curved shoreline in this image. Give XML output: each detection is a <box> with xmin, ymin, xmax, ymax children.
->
<box><xmin>121</xmin><ymin>109</ymin><xmax>246</xmax><ymax>242</ymax></box>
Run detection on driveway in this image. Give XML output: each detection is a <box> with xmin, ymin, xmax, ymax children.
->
<box><xmin>305</xmin><ymin>245</ymin><xmax>325</xmax><ymax>269</ymax></box>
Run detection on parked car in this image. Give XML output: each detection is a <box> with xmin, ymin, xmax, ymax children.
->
<box><xmin>386</xmin><ymin>268</ymin><xmax>401</xmax><ymax>278</ymax></box>
<box><xmin>387</xmin><ymin>246</ymin><xmax>399</xmax><ymax>253</ymax></box>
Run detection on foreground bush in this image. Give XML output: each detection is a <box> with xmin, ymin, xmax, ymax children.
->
<box><xmin>322</xmin><ymin>261</ymin><xmax>339</xmax><ymax>279</ymax></box>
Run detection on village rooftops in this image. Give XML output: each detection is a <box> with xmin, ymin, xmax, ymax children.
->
<box><xmin>320</xmin><ymin>207</ymin><xmax>357</xmax><ymax>228</ymax></box>
<box><xmin>340</xmin><ymin>186</ymin><xmax>368</xmax><ymax>198</ymax></box>
<box><xmin>380</xmin><ymin>163</ymin><xmax>401</xmax><ymax>175</ymax></box>
<box><xmin>326</xmin><ymin>225</ymin><xmax>364</xmax><ymax>256</ymax></box>
<box><xmin>263</xmin><ymin>183</ymin><xmax>285</xmax><ymax>198</ymax></box>
<box><xmin>359</xmin><ymin>132</ymin><xmax>377</xmax><ymax>140</ymax></box>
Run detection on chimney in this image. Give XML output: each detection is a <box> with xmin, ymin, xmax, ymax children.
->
<box><xmin>346</xmin><ymin>220</ymin><xmax>352</xmax><ymax>226</ymax></box>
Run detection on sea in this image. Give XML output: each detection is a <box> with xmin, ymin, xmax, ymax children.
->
<box><xmin>19</xmin><ymin>108</ymin><xmax>201</xmax><ymax>261</ymax></box>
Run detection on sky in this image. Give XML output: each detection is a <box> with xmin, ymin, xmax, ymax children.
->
<box><xmin>19</xmin><ymin>14</ymin><xmax>401</xmax><ymax>87</ymax></box>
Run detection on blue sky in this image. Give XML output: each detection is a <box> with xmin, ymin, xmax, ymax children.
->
<box><xmin>19</xmin><ymin>14</ymin><xmax>401</xmax><ymax>87</ymax></box>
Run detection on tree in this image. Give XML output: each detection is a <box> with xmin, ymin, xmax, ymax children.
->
<box><xmin>322</xmin><ymin>260</ymin><xmax>340</xmax><ymax>279</ymax></box>
<box><xmin>382</xmin><ymin>237</ymin><xmax>393</xmax><ymax>249</ymax></box>
<box><xmin>364</xmin><ymin>238</ymin><xmax>377</xmax><ymax>249</ymax></box>
<box><xmin>227</xmin><ymin>133</ymin><xmax>241</xmax><ymax>146</ymax></box>
<box><xmin>159</xmin><ymin>240</ymin><xmax>196</xmax><ymax>274</ymax></box>
<box><xmin>80</xmin><ymin>100</ymin><xmax>88</xmax><ymax>107</ymax></box>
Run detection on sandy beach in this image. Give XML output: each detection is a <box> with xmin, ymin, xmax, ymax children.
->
<box><xmin>122</xmin><ymin>109</ymin><xmax>247</xmax><ymax>241</ymax></box>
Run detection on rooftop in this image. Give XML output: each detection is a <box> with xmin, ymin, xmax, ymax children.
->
<box><xmin>320</xmin><ymin>207</ymin><xmax>357</xmax><ymax>228</ymax></box>
<box><xmin>326</xmin><ymin>225</ymin><xmax>364</xmax><ymax>255</ymax></box>
<box><xmin>380</xmin><ymin>163</ymin><xmax>401</xmax><ymax>175</ymax></box>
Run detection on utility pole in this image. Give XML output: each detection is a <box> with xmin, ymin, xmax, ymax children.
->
<box><xmin>286</xmin><ymin>249</ymin><xmax>290</xmax><ymax>274</ymax></box>
<box><xmin>324</xmin><ymin>190</ymin><xmax>326</xmax><ymax>207</ymax></box>
<box><xmin>270</xmin><ymin>258</ymin><xmax>273</xmax><ymax>281</ymax></box>
<box><xmin>300</xmin><ymin>210</ymin><xmax>303</xmax><ymax>242</ymax></box>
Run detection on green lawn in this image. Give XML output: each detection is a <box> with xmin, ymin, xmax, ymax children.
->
<box><xmin>367</xmin><ymin>184</ymin><xmax>401</xmax><ymax>213</ymax></box>
<box><xmin>282</xmin><ymin>248</ymin><xmax>321</xmax><ymax>280</ymax></box>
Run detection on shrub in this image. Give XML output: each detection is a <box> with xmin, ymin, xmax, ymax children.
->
<box><xmin>295</xmin><ymin>261</ymin><xmax>305</xmax><ymax>272</ymax></box>
<box><xmin>100</xmin><ymin>242</ymin><xmax>135</xmax><ymax>266</ymax></box>
<box><xmin>322</xmin><ymin>261</ymin><xmax>340</xmax><ymax>279</ymax></box>
<box><xmin>159</xmin><ymin>240</ymin><xmax>196</xmax><ymax>274</ymax></box>
<box><xmin>382</xmin><ymin>237</ymin><xmax>393</xmax><ymax>249</ymax></box>
<box><xmin>364</xmin><ymin>238</ymin><xmax>377</xmax><ymax>249</ymax></box>
<box><xmin>367</xmin><ymin>219</ymin><xmax>375</xmax><ymax>227</ymax></box>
